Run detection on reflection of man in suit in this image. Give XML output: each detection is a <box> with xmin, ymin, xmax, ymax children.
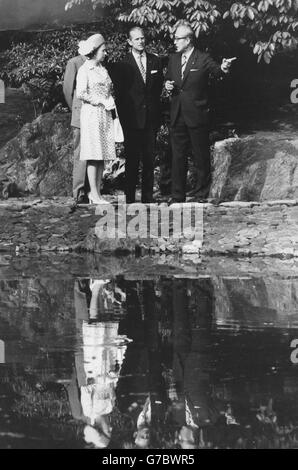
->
<box><xmin>168</xmin><ymin>278</ymin><xmax>219</xmax><ymax>445</ymax></box>
<box><xmin>113</xmin><ymin>27</ymin><xmax>163</xmax><ymax>203</ymax></box>
<box><xmin>63</xmin><ymin>52</ymin><xmax>89</xmax><ymax>204</ymax></box>
<box><xmin>118</xmin><ymin>281</ymin><xmax>168</xmax><ymax>448</ymax></box>
<box><xmin>165</xmin><ymin>23</ymin><xmax>233</xmax><ymax>203</ymax></box>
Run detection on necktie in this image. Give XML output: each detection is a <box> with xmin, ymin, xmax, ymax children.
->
<box><xmin>138</xmin><ymin>53</ymin><xmax>146</xmax><ymax>83</ymax></box>
<box><xmin>181</xmin><ymin>54</ymin><xmax>187</xmax><ymax>79</ymax></box>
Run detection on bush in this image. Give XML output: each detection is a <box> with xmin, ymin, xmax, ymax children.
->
<box><xmin>0</xmin><ymin>17</ymin><xmax>172</xmax><ymax>115</ymax></box>
<box><xmin>0</xmin><ymin>19</ymin><xmax>131</xmax><ymax>114</ymax></box>
<box><xmin>0</xmin><ymin>8</ymin><xmax>296</xmax><ymax>122</ymax></box>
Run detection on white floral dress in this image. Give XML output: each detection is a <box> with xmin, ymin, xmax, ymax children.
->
<box><xmin>80</xmin><ymin>321</ymin><xmax>128</xmax><ymax>424</ymax></box>
<box><xmin>76</xmin><ymin>60</ymin><xmax>116</xmax><ymax>162</ymax></box>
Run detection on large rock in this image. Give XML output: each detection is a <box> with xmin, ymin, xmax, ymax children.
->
<box><xmin>213</xmin><ymin>276</ymin><xmax>298</xmax><ymax>328</ymax></box>
<box><xmin>210</xmin><ymin>133</ymin><xmax>298</xmax><ymax>201</ymax></box>
<box><xmin>2</xmin><ymin>112</ymin><xmax>298</xmax><ymax>201</ymax></box>
<box><xmin>0</xmin><ymin>112</ymin><xmax>73</xmax><ymax>198</ymax></box>
<box><xmin>0</xmin><ymin>111</ymin><xmax>125</xmax><ymax>198</ymax></box>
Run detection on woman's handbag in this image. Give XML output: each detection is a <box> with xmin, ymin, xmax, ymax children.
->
<box><xmin>113</xmin><ymin>108</ymin><xmax>124</xmax><ymax>143</ymax></box>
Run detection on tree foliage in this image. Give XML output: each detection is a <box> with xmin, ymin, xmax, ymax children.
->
<box><xmin>0</xmin><ymin>13</ymin><xmax>171</xmax><ymax>114</ymax></box>
<box><xmin>0</xmin><ymin>20</ymin><xmax>128</xmax><ymax>114</ymax></box>
<box><xmin>1</xmin><ymin>1</ymin><xmax>296</xmax><ymax>117</ymax></box>
<box><xmin>65</xmin><ymin>0</ymin><xmax>298</xmax><ymax>62</ymax></box>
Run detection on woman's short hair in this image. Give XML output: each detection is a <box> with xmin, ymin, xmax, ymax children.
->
<box><xmin>85</xmin><ymin>46</ymin><xmax>101</xmax><ymax>60</ymax></box>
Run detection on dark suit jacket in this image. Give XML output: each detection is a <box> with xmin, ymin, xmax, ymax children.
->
<box><xmin>63</xmin><ymin>55</ymin><xmax>86</xmax><ymax>128</ymax></box>
<box><xmin>112</xmin><ymin>52</ymin><xmax>163</xmax><ymax>130</ymax></box>
<box><xmin>165</xmin><ymin>49</ymin><xmax>224</xmax><ymax>127</ymax></box>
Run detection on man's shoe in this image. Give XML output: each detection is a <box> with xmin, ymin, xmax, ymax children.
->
<box><xmin>167</xmin><ymin>197</ymin><xmax>185</xmax><ymax>206</ymax></box>
<box><xmin>141</xmin><ymin>197</ymin><xmax>154</xmax><ymax>204</ymax></box>
<box><xmin>76</xmin><ymin>193</ymin><xmax>89</xmax><ymax>205</ymax></box>
<box><xmin>187</xmin><ymin>196</ymin><xmax>208</xmax><ymax>203</ymax></box>
<box><xmin>155</xmin><ymin>194</ymin><xmax>168</xmax><ymax>203</ymax></box>
<box><xmin>187</xmin><ymin>196</ymin><xmax>217</xmax><ymax>204</ymax></box>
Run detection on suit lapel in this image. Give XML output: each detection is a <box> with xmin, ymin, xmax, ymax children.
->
<box><xmin>181</xmin><ymin>49</ymin><xmax>199</xmax><ymax>86</ymax></box>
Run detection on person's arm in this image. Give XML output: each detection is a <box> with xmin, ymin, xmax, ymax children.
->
<box><xmin>205</xmin><ymin>53</ymin><xmax>224</xmax><ymax>79</ymax></box>
<box><xmin>164</xmin><ymin>54</ymin><xmax>173</xmax><ymax>82</ymax></box>
<box><xmin>107</xmin><ymin>61</ymin><xmax>118</xmax><ymax>95</ymax></box>
<box><xmin>164</xmin><ymin>55</ymin><xmax>175</xmax><ymax>93</ymax></box>
<box><xmin>206</xmin><ymin>53</ymin><xmax>235</xmax><ymax>78</ymax></box>
<box><xmin>111</xmin><ymin>61</ymin><xmax>126</xmax><ymax>103</ymax></box>
<box><xmin>63</xmin><ymin>59</ymin><xmax>76</xmax><ymax>109</ymax></box>
<box><xmin>76</xmin><ymin>65</ymin><xmax>113</xmax><ymax>108</ymax></box>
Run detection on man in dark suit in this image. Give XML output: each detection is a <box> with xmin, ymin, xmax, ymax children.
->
<box><xmin>63</xmin><ymin>53</ymin><xmax>89</xmax><ymax>204</ymax></box>
<box><xmin>113</xmin><ymin>27</ymin><xmax>163</xmax><ymax>203</ymax></box>
<box><xmin>165</xmin><ymin>23</ymin><xmax>234</xmax><ymax>203</ymax></box>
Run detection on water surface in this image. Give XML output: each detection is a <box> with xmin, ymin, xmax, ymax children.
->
<box><xmin>1</xmin><ymin>271</ymin><xmax>298</xmax><ymax>449</ymax></box>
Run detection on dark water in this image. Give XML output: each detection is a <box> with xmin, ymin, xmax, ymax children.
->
<box><xmin>1</xmin><ymin>273</ymin><xmax>298</xmax><ymax>449</ymax></box>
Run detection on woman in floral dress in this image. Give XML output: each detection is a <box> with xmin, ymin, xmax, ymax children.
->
<box><xmin>76</xmin><ymin>34</ymin><xmax>116</xmax><ymax>204</ymax></box>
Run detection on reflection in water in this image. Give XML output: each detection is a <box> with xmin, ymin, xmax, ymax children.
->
<box><xmin>68</xmin><ymin>279</ymin><xmax>130</xmax><ymax>449</ymax></box>
<box><xmin>0</xmin><ymin>276</ymin><xmax>298</xmax><ymax>448</ymax></box>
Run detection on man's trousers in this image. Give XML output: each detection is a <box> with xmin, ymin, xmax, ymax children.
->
<box><xmin>124</xmin><ymin>127</ymin><xmax>156</xmax><ymax>203</ymax></box>
<box><xmin>72</xmin><ymin>127</ymin><xmax>88</xmax><ymax>201</ymax></box>
<box><xmin>170</xmin><ymin>115</ymin><xmax>211</xmax><ymax>201</ymax></box>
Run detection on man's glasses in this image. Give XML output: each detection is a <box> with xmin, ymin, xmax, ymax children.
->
<box><xmin>174</xmin><ymin>35</ymin><xmax>189</xmax><ymax>41</ymax></box>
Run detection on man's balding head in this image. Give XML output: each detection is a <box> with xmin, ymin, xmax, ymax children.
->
<box><xmin>174</xmin><ymin>23</ymin><xmax>194</xmax><ymax>53</ymax></box>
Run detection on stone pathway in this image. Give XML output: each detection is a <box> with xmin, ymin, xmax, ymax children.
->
<box><xmin>1</xmin><ymin>197</ymin><xmax>298</xmax><ymax>258</ymax></box>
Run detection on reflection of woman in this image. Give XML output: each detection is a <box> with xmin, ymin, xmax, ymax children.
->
<box><xmin>76</xmin><ymin>34</ymin><xmax>117</xmax><ymax>204</ymax></box>
<box><xmin>89</xmin><ymin>279</ymin><xmax>126</xmax><ymax>320</ymax></box>
<box><xmin>81</xmin><ymin>321</ymin><xmax>128</xmax><ymax>448</ymax></box>
<box><xmin>67</xmin><ymin>278</ymin><xmax>129</xmax><ymax>448</ymax></box>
